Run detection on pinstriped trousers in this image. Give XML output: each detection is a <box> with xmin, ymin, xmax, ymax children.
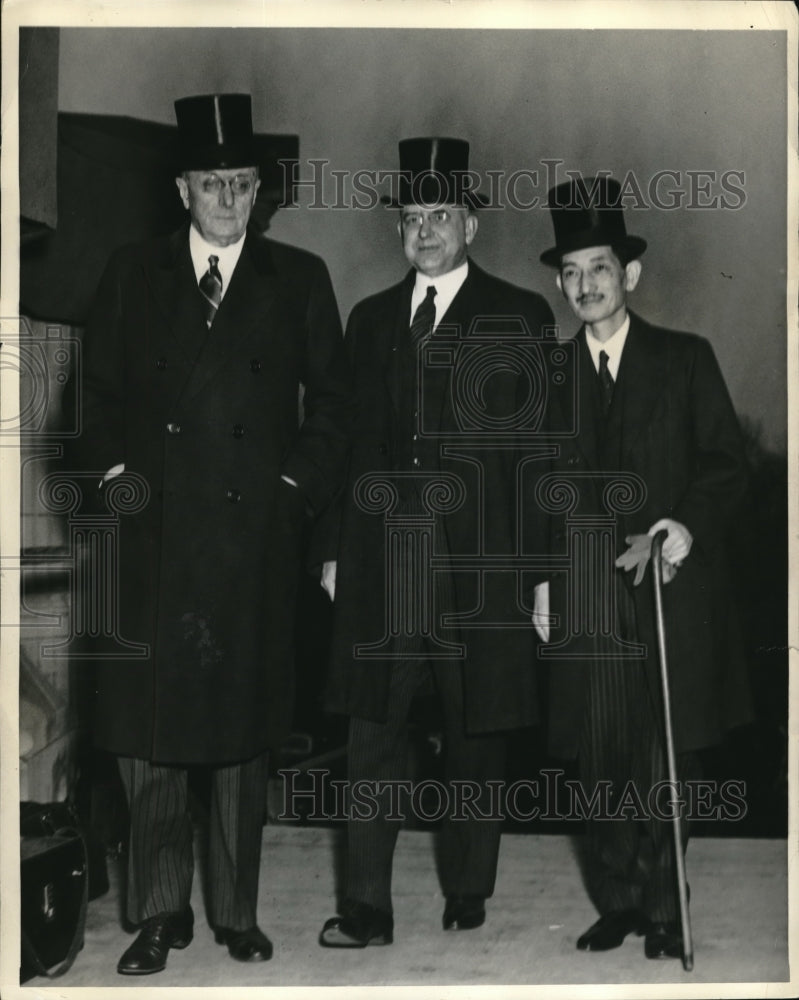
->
<box><xmin>117</xmin><ymin>751</ymin><xmax>269</xmax><ymax>930</ymax></box>
<box><xmin>577</xmin><ymin>581</ymin><xmax>699</xmax><ymax>923</ymax></box>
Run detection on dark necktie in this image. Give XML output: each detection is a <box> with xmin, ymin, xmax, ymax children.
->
<box><xmin>598</xmin><ymin>349</ymin><xmax>615</xmax><ymax>416</ymax></box>
<box><xmin>199</xmin><ymin>254</ymin><xmax>223</xmax><ymax>326</ymax></box>
<box><xmin>409</xmin><ymin>285</ymin><xmax>437</xmax><ymax>349</ymax></box>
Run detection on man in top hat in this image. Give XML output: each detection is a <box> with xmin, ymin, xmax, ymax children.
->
<box><xmin>70</xmin><ymin>93</ymin><xmax>351</xmax><ymax>974</ymax></box>
<box><xmin>535</xmin><ymin>176</ymin><xmax>750</xmax><ymax>958</ymax></box>
<box><xmin>317</xmin><ymin>137</ymin><xmax>554</xmax><ymax>947</ymax></box>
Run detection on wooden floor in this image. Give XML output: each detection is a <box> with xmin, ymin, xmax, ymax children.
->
<box><xmin>24</xmin><ymin>825</ymin><xmax>792</xmax><ymax>994</ymax></box>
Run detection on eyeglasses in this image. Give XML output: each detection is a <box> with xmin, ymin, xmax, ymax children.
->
<box><xmin>401</xmin><ymin>209</ymin><xmax>455</xmax><ymax>228</ymax></box>
<box><xmin>199</xmin><ymin>174</ymin><xmax>256</xmax><ymax>196</ymax></box>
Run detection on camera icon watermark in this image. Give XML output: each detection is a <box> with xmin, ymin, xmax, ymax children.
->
<box><xmin>0</xmin><ymin>316</ymin><xmax>81</xmax><ymax>438</ymax></box>
<box><xmin>416</xmin><ymin>315</ymin><xmax>576</xmax><ymax>441</ymax></box>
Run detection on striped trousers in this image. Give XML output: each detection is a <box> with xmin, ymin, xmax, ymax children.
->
<box><xmin>117</xmin><ymin>751</ymin><xmax>269</xmax><ymax>930</ymax></box>
<box><xmin>577</xmin><ymin>582</ymin><xmax>699</xmax><ymax>923</ymax></box>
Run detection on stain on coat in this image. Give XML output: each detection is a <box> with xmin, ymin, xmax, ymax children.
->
<box><xmin>181</xmin><ymin>612</ymin><xmax>225</xmax><ymax>669</ymax></box>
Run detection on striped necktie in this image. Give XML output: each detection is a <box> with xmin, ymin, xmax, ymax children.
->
<box><xmin>409</xmin><ymin>285</ymin><xmax>437</xmax><ymax>349</ymax></box>
<box><xmin>199</xmin><ymin>254</ymin><xmax>223</xmax><ymax>327</ymax></box>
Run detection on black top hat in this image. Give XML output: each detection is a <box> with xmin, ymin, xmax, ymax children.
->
<box><xmin>382</xmin><ymin>137</ymin><xmax>487</xmax><ymax>208</ymax></box>
<box><xmin>174</xmin><ymin>93</ymin><xmax>257</xmax><ymax>171</ymax></box>
<box><xmin>540</xmin><ymin>176</ymin><xmax>647</xmax><ymax>267</ymax></box>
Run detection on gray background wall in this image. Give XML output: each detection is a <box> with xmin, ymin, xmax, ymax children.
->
<box><xmin>58</xmin><ymin>27</ymin><xmax>788</xmax><ymax>450</ymax></box>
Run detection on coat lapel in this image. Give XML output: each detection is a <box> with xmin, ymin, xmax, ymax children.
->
<box><xmin>181</xmin><ymin>231</ymin><xmax>279</xmax><ymax>405</ymax></box>
<box><xmin>421</xmin><ymin>259</ymin><xmax>484</xmax><ymax>434</ymax></box>
<box><xmin>562</xmin><ymin>329</ymin><xmax>600</xmax><ymax>470</ymax></box>
<box><xmin>612</xmin><ymin>311</ymin><xmax>670</xmax><ymax>456</ymax></box>
<box><xmin>145</xmin><ymin>226</ymin><xmax>207</xmax><ymax>364</ymax></box>
<box><xmin>144</xmin><ymin>227</ymin><xmax>279</xmax><ymax>407</ymax></box>
<box><xmin>384</xmin><ymin>271</ymin><xmax>415</xmax><ymax>420</ymax></box>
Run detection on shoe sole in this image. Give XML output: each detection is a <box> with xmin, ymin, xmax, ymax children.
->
<box><xmin>443</xmin><ymin>917</ymin><xmax>485</xmax><ymax>931</ymax></box>
<box><xmin>116</xmin><ymin>934</ymin><xmax>192</xmax><ymax>974</ymax></box>
<box><xmin>319</xmin><ymin>922</ymin><xmax>393</xmax><ymax>948</ymax></box>
<box><xmin>319</xmin><ymin>932</ymin><xmax>393</xmax><ymax>948</ymax></box>
<box><xmin>118</xmin><ymin>963</ymin><xmax>172</xmax><ymax>976</ymax></box>
<box><xmin>576</xmin><ymin>926</ymin><xmax>647</xmax><ymax>951</ymax></box>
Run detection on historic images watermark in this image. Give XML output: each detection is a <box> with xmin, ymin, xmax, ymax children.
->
<box><xmin>350</xmin><ymin>311</ymin><xmax>651</xmax><ymax>661</ymax></box>
<box><xmin>277</xmin><ymin>160</ymin><xmax>748</xmax><ymax>211</ymax></box>
<box><xmin>278</xmin><ymin>768</ymin><xmax>748</xmax><ymax>824</ymax></box>
<box><xmin>2</xmin><ymin>315</ymin><xmax>150</xmax><ymax>657</ymax></box>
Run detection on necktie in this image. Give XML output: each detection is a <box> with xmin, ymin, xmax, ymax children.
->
<box><xmin>598</xmin><ymin>349</ymin><xmax>615</xmax><ymax>416</ymax></box>
<box><xmin>409</xmin><ymin>285</ymin><xmax>437</xmax><ymax>350</ymax></box>
<box><xmin>199</xmin><ymin>254</ymin><xmax>223</xmax><ymax>326</ymax></box>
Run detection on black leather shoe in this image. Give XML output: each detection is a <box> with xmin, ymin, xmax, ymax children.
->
<box><xmin>443</xmin><ymin>895</ymin><xmax>486</xmax><ymax>930</ymax></box>
<box><xmin>319</xmin><ymin>899</ymin><xmax>394</xmax><ymax>947</ymax></box>
<box><xmin>214</xmin><ymin>925</ymin><xmax>273</xmax><ymax>962</ymax></box>
<box><xmin>576</xmin><ymin>910</ymin><xmax>650</xmax><ymax>952</ymax></box>
<box><xmin>644</xmin><ymin>921</ymin><xmax>682</xmax><ymax>959</ymax></box>
<box><xmin>117</xmin><ymin>909</ymin><xmax>194</xmax><ymax>975</ymax></box>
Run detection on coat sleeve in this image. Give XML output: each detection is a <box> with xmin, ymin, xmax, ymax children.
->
<box><xmin>305</xmin><ymin>301</ymin><xmax>361</xmax><ymax>570</ymax></box>
<box><xmin>672</xmin><ymin>336</ymin><xmax>748</xmax><ymax>550</ymax></box>
<box><xmin>522</xmin><ymin>294</ymin><xmax>557</xmax><ymax>597</ymax></box>
<box><xmin>280</xmin><ymin>257</ymin><xmax>354</xmax><ymax>516</ymax></box>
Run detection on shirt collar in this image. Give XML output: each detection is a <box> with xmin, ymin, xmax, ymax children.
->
<box><xmin>411</xmin><ymin>259</ymin><xmax>469</xmax><ymax>327</ymax></box>
<box><xmin>188</xmin><ymin>225</ymin><xmax>246</xmax><ymax>298</ymax></box>
<box><xmin>585</xmin><ymin>312</ymin><xmax>630</xmax><ymax>379</ymax></box>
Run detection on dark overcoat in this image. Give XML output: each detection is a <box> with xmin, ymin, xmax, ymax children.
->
<box><xmin>543</xmin><ymin>311</ymin><xmax>751</xmax><ymax>757</ymax></box>
<box><xmin>322</xmin><ymin>260</ymin><xmax>555</xmax><ymax>734</ymax></box>
<box><xmin>71</xmin><ymin>225</ymin><xmax>351</xmax><ymax>764</ymax></box>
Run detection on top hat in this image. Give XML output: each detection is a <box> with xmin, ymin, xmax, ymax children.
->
<box><xmin>382</xmin><ymin>137</ymin><xmax>488</xmax><ymax>208</ymax></box>
<box><xmin>174</xmin><ymin>93</ymin><xmax>257</xmax><ymax>171</ymax></box>
<box><xmin>540</xmin><ymin>176</ymin><xmax>647</xmax><ymax>267</ymax></box>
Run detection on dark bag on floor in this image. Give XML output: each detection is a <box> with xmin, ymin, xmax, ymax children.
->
<box><xmin>20</xmin><ymin>801</ymin><xmax>88</xmax><ymax>983</ymax></box>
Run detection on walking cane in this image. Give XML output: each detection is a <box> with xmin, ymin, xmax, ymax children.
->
<box><xmin>651</xmin><ymin>528</ymin><xmax>694</xmax><ymax>971</ymax></box>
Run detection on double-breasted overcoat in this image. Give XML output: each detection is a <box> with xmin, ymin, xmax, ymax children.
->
<box><xmin>72</xmin><ymin>225</ymin><xmax>351</xmax><ymax>764</ymax></box>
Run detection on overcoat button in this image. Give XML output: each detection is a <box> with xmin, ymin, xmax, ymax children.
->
<box><xmin>250</xmin><ymin>359</ymin><xmax>261</xmax><ymax>372</ymax></box>
<box><xmin>412</xmin><ymin>457</ymin><xmax>420</xmax><ymax>467</ymax></box>
<box><xmin>156</xmin><ymin>358</ymin><xmax>168</xmax><ymax>370</ymax></box>
<box><xmin>167</xmin><ymin>422</ymin><xmax>181</xmax><ymax>434</ymax></box>
<box><xmin>567</xmin><ymin>455</ymin><xmax>578</xmax><ymax>466</ymax></box>
<box><xmin>232</xmin><ymin>424</ymin><xmax>245</xmax><ymax>438</ymax></box>
<box><xmin>226</xmin><ymin>489</ymin><xmax>241</xmax><ymax>503</ymax></box>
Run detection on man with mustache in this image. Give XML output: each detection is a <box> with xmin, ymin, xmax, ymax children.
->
<box><xmin>535</xmin><ymin>176</ymin><xmax>750</xmax><ymax>960</ymax></box>
<box><xmin>318</xmin><ymin>138</ymin><xmax>554</xmax><ymax>946</ymax></box>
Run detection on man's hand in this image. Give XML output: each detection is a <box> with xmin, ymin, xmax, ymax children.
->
<box><xmin>615</xmin><ymin>534</ymin><xmax>655</xmax><ymax>586</ymax></box>
<box><xmin>616</xmin><ymin>521</ymin><xmax>690</xmax><ymax>586</ymax></box>
<box><xmin>648</xmin><ymin>518</ymin><xmax>693</xmax><ymax>566</ymax></box>
<box><xmin>532</xmin><ymin>581</ymin><xmax>550</xmax><ymax>643</ymax></box>
<box><xmin>321</xmin><ymin>560</ymin><xmax>337</xmax><ymax>602</ymax></box>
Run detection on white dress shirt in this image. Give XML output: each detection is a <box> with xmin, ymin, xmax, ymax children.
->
<box><xmin>584</xmin><ymin>313</ymin><xmax>630</xmax><ymax>379</ymax></box>
<box><xmin>410</xmin><ymin>260</ymin><xmax>469</xmax><ymax>329</ymax></box>
<box><xmin>188</xmin><ymin>224</ymin><xmax>246</xmax><ymax>299</ymax></box>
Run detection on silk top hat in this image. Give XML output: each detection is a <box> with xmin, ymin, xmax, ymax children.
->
<box><xmin>174</xmin><ymin>93</ymin><xmax>257</xmax><ymax>171</ymax></box>
<box><xmin>540</xmin><ymin>176</ymin><xmax>647</xmax><ymax>267</ymax></box>
<box><xmin>383</xmin><ymin>137</ymin><xmax>487</xmax><ymax>207</ymax></box>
